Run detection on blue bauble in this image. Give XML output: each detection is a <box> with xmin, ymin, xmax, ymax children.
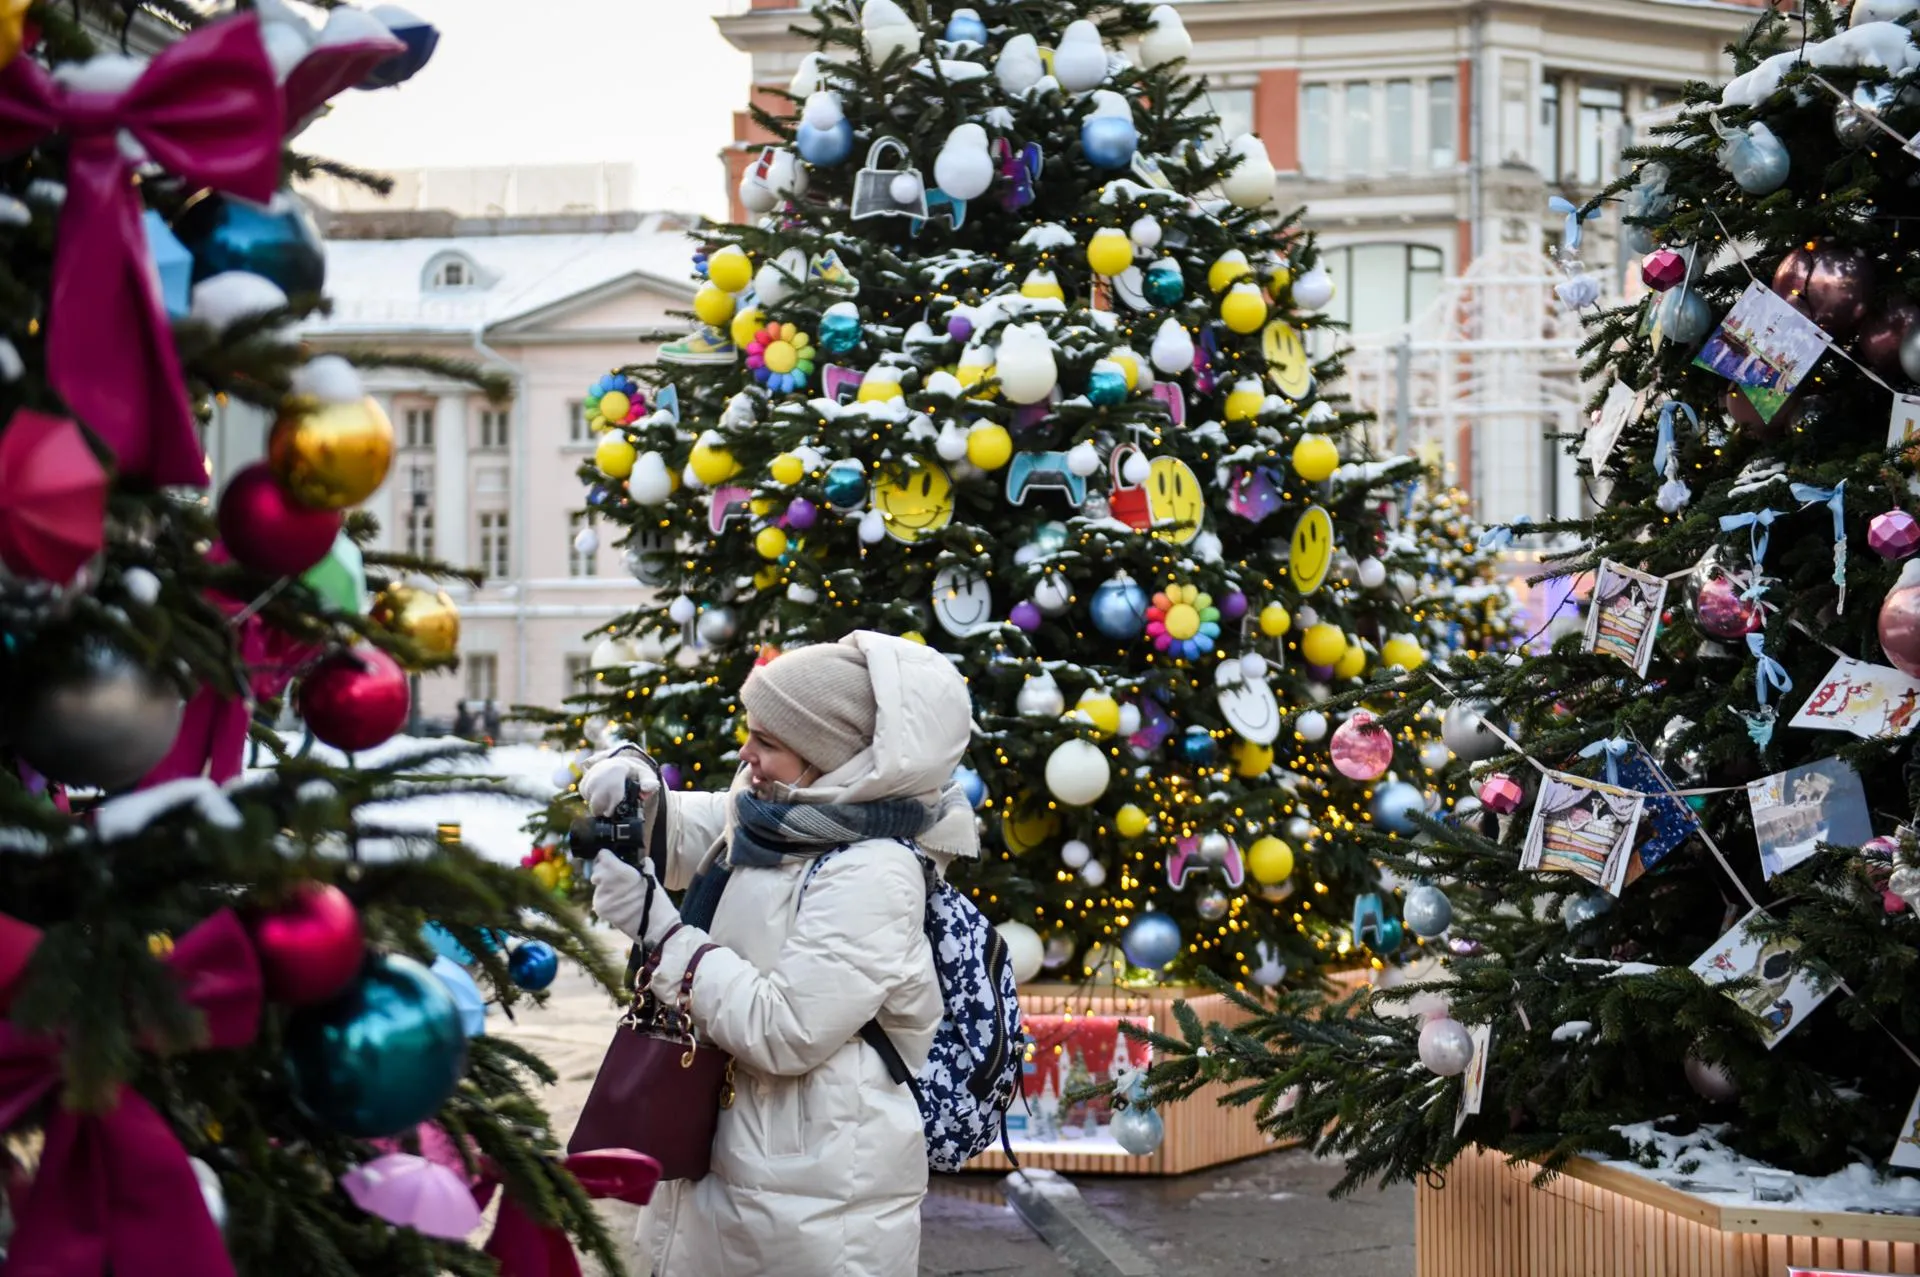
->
<box><xmin>508</xmin><ymin>940</ymin><xmax>559</xmax><ymax>991</ymax></box>
<box><xmin>358</xmin><ymin>5</ymin><xmax>440</xmax><ymax>88</ymax></box>
<box><xmin>1657</xmin><ymin>288</ymin><xmax>1713</xmax><ymax>345</ymax></box>
<box><xmin>1180</xmin><ymin>727</ymin><xmax>1216</xmax><ymax>764</ymax></box>
<box><xmin>1725</xmin><ymin>130</ymin><xmax>1789</xmax><ymax>195</ymax></box>
<box><xmin>174</xmin><ymin>191</ymin><xmax>326</xmax><ymax>295</ymax></box>
<box><xmin>944</xmin><ymin>10</ymin><xmax>989</xmax><ymax>43</ymax></box>
<box><xmin>284</xmin><ymin>953</ymin><xmax>467</xmax><ymax>1138</ymax></box>
<box><xmin>1373</xmin><ymin>917</ymin><xmax>1404</xmax><ymax>952</ymax></box>
<box><xmin>1081</xmin><ymin>116</ymin><xmax>1139</xmax><ymax>171</ymax></box>
<box><xmin>1110</xmin><ymin>1103</ymin><xmax>1165</xmax><ymax>1155</ymax></box>
<box><xmin>823</xmin><ymin>461</ymin><xmax>868</xmax><ymax>509</ymax></box>
<box><xmin>797</xmin><ymin>118</ymin><xmax>856</xmax><ymax>167</ymax></box>
<box><xmin>1090</xmin><ymin>575</ymin><xmax>1148</xmax><ymax>640</ymax></box>
<box><xmin>954</xmin><ymin>764</ymin><xmax>988</xmax><ymax>809</ymax></box>
<box><xmin>1372</xmin><ymin>781</ymin><xmax>1427</xmax><ymax>835</ymax></box>
<box><xmin>1402</xmin><ymin>884</ymin><xmax>1453</xmax><ymax>938</ymax></box>
<box><xmin>429</xmin><ymin>955</ymin><xmax>487</xmax><ymax>1037</ymax></box>
<box><xmin>1143</xmin><ymin>259</ymin><xmax>1185</xmax><ymax>307</ymax></box>
<box><xmin>142</xmin><ymin>210</ymin><xmax>191</xmax><ymax>318</ymax></box>
<box><xmin>818</xmin><ymin>310</ymin><xmax>864</xmax><ymax>355</ymax></box>
<box><xmin>1120</xmin><ymin>912</ymin><xmax>1182</xmax><ymax>970</ymax></box>
<box><xmin>1087</xmin><ymin>366</ymin><xmax>1128</xmax><ymax>406</ymax></box>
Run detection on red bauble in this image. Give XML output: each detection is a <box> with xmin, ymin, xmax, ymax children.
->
<box><xmin>1878</xmin><ymin>562</ymin><xmax>1920</xmax><ymax>679</ymax></box>
<box><xmin>251</xmin><ymin>883</ymin><xmax>365</xmax><ymax>1006</ymax></box>
<box><xmin>1771</xmin><ymin>242</ymin><xmax>1874</xmax><ymax>339</ymax></box>
<box><xmin>218</xmin><ymin>463</ymin><xmax>341</xmax><ymax>578</ymax></box>
<box><xmin>1641</xmin><ymin>250</ymin><xmax>1686</xmax><ymax>292</ymax></box>
<box><xmin>297</xmin><ymin>646</ymin><xmax>411</xmax><ymax>751</ymax></box>
<box><xmin>1857</xmin><ymin>298</ymin><xmax>1920</xmax><ymax>377</ymax></box>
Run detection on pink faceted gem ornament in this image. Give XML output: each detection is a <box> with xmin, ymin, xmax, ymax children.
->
<box><xmin>1869</xmin><ymin>510</ymin><xmax>1920</xmax><ymax>560</ymax></box>
<box><xmin>1328</xmin><ymin>711</ymin><xmax>1394</xmax><ymax>781</ymax></box>
<box><xmin>1478</xmin><ymin>773</ymin><xmax>1525</xmax><ymax>814</ymax></box>
<box><xmin>1641</xmin><ymin>249</ymin><xmax>1686</xmax><ymax>292</ymax></box>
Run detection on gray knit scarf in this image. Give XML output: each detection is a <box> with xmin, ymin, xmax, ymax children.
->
<box><xmin>729</xmin><ymin>787</ymin><xmax>936</xmax><ymax>868</ymax></box>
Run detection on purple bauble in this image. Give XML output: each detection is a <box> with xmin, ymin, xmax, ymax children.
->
<box><xmin>784</xmin><ymin>497</ymin><xmax>818</xmax><ymax>531</ymax></box>
<box><xmin>1878</xmin><ymin>562</ymin><xmax>1920</xmax><ymax>678</ymax></box>
<box><xmin>1772</xmin><ymin>241</ymin><xmax>1874</xmax><ymax>339</ymax></box>
<box><xmin>1220</xmin><ymin>590</ymin><xmax>1248</xmax><ymax>621</ymax></box>
<box><xmin>1870</xmin><ymin>510</ymin><xmax>1920</xmax><ymax>559</ymax></box>
<box><xmin>1858</xmin><ymin>298</ymin><xmax>1920</xmax><ymax>377</ymax></box>
<box><xmin>1693</xmin><ymin>575</ymin><xmax>1762</xmax><ymax>641</ymax></box>
<box><xmin>219</xmin><ymin>463</ymin><xmax>342</xmax><ymax>578</ymax></box>
<box><xmin>659</xmin><ymin>763</ymin><xmax>683</xmax><ymax>791</ymax></box>
<box><xmin>1307</xmin><ymin>663</ymin><xmax>1335</xmax><ymax>682</ymax></box>
<box><xmin>947</xmin><ymin>314</ymin><xmax>974</xmax><ymax>343</ymax></box>
<box><xmin>1010</xmin><ymin>600</ymin><xmax>1043</xmax><ymax>632</ymax></box>
<box><xmin>1447</xmin><ymin>936</ymin><xmax>1483</xmax><ymax>958</ymax></box>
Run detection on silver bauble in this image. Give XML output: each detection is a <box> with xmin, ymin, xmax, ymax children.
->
<box><xmin>623</xmin><ymin>532</ymin><xmax>673</xmax><ymax>587</ymax></box>
<box><xmin>1418</xmin><ymin>740</ymin><xmax>1452</xmax><ymax>772</ymax></box>
<box><xmin>1683</xmin><ymin>1052</ymin><xmax>1739</xmax><ymax>1103</ymax></box>
<box><xmin>11</xmin><ymin>636</ymin><xmax>184</xmax><ymax>791</ymax></box>
<box><xmin>1285</xmin><ymin>817</ymin><xmax>1315</xmax><ymax>844</ymax></box>
<box><xmin>1109</xmin><ymin>1102</ymin><xmax>1165</xmax><ymax>1155</ymax></box>
<box><xmin>1417</xmin><ymin>1016</ymin><xmax>1476</xmax><ymax>1076</ymax></box>
<box><xmin>1042</xmin><ymin>933</ymin><xmax>1075</xmax><ymax>969</ymax></box>
<box><xmin>695</xmin><ymin>606</ymin><xmax>738</xmax><ymax>646</ymax></box>
<box><xmin>1441</xmin><ymin>700</ymin><xmax>1502</xmax><ymax>762</ymax></box>
<box><xmin>1655</xmin><ymin>715</ymin><xmax>1705</xmax><ymax>783</ymax></box>
<box><xmin>1402</xmin><ymin>884</ymin><xmax>1454</xmax><ymax>938</ymax></box>
<box><xmin>1657</xmin><ymin>287</ymin><xmax>1714</xmax><ymax>345</ymax></box>
<box><xmin>1196</xmin><ymin>886</ymin><xmax>1230</xmax><ymax>921</ymax></box>
<box><xmin>1563</xmin><ymin>892</ymin><xmax>1613</xmax><ymax>932</ymax></box>
<box><xmin>1835</xmin><ymin>102</ymin><xmax>1877</xmax><ymax>148</ymax></box>
<box><xmin>1198</xmin><ymin>832</ymin><xmax>1231</xmax><ymax>863</ymax></box>
<box><xmin>190</xmin><ymin>1156</ymin><xmax>228</xmax><ymax>1236</ymax></box>
<box><xmin>1901</xmin><ymin>323</ymin><xmax>1920</xmax><ymax>384</ymax></box>
<box><xmin>1015</xmin><ymin>673</ymin><xmax>1066</xmax><ymax>717</ymax></box>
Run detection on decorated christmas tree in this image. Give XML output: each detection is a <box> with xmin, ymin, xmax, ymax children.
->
<box><xmin>0</xmin><ymin>5</ymin><xmax>633</xmax><ymax>1271</ymax></box>
<box><xmin>550</xmin><ymin>0</ymin><xmax>1486</xmax><ymax>994</ymax></box>
<box><xmin>1129</xmin><ymin>0</ymin><xmax>1920</xmax><ymax>1197</ymax></box>
<box><xmin>1395</xmin><ymin>475</ymin><xmax>1522</xmax><ymax>656</ymax></box>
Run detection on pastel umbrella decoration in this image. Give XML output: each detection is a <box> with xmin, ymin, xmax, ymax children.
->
<box><xmin>300</xmin><ymin>531</ymin><xmax>367</xmax><ymax>614</ymax></box>
<box><xmin>0</xmin><ymin>408</ymin><xmax>108</xmax><ymax>583</ymax></box>
<box><xmin>341</xmin><ymin>1153</ymin><xmax>482</xmax><ymax>1240</ymax></box>
<box><xmin>429</xmin><ymin>955</ymin><xmax>487</xmax><ymax>1037</ymax></box>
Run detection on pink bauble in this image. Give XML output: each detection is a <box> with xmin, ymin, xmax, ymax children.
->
<box><xmin>1857</xmin><ymin>298</ymin><xmax>1920</xmax><ymax>377</ymax></box>
<box><xmin>1641</xmin><ymin>250</ymin><xmax>1686</xmax><ymax>292</ymax></box>
<box><xmin>251</xmin><ymin>883</ymin><xmax>365</xmax><ymax>1006</ymax></box>
<box><xmin>297</xmin><ymin>646</ymin><xmax>411</xmax><ymax>752</ymax></box>
<box><xmin>217</xmin><ymin>463</ymin><xmax>342</xmax><ymax>577</ymax></box>
<box><xmin>1869</xmin><ymin>510</ymin><xmax>1920</xmax><ymax>560</ymax></box>
<box><xmin>1478</xmin><ymin>773</ymin><xmax>1525</xmax><ymax>814</ymax></box>
<box><xmin>1329</xmin><ymin>711</ymin><xmax>1393</xmax><ymax>781</ymax></box>
<box><xmin>1693</xmin><ymin>575</ymin><xmax>1762</xmax><ymax>641</ymax></box>
<box><xmin>1878</xmin><ymin>564</ymin><xmax>1920</xmax><ymax>678</ymax></box>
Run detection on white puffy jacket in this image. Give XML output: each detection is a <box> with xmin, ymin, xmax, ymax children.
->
<box><xmin>634</xmin><ymin>632</ymin><xmax>976</xmax><ymax>1276</ymax></box>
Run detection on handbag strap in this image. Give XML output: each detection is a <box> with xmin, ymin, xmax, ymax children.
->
<box><xmin>682</xmin><ymin>942</ymin><xmax>722</xmax><ymax>1008</ymax></box>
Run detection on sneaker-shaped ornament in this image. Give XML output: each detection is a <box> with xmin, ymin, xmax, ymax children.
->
<box><xmin>659</xmin><ymin>326</ymin><xmax>738</xmax><ymax>367</ymax></box>
<box><xmin>808</xmin><ymin>249</ymin><xmax>861</xmax><ymax>296</ymax></box>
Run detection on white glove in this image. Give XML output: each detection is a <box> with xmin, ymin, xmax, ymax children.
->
<box><xmin>591</xmin><ymin>851</ymin><xmax>680</xmax><ymax>947</ymax></box>
<box><xmin>580</xmin><ymin>748</ymin><xmax>661</xmax><ymax>818</ymax></box>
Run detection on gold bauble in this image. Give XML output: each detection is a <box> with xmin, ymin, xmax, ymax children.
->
<box><xmin>370</xmin><ymin>585</ymin><xmax>461</xmax><ymax>661</ymax></box>
<box><xmin>268</xmin><ymin>396</ymin><xmax>395</xmax><ymax>510</ymax></box>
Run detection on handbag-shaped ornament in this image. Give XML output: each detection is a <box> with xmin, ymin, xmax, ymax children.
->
<box><xmin>852</xmin><ymin>137</ymin><xmax>931</xmax><ymax>221</ymax></box>
<box><xmin>1108</xmin><ymin>442</ymin><xmax>1151</xmax><ymax>532</ymax></box>
<box><xmin>569</xmin><ymin>942</ymin><xmax>735</xmax><ymax>1181</ymax></box>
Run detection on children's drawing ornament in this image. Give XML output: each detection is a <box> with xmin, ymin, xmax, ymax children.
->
<box><xmin>1145</xmin><ymin>582</ymin><xmax>1220</xmax><ymax>660</ymax></box>
<box><xmin>745</xmin><ymin>323</ymin><xmax>816</xmax><ymax>394</ymax></box>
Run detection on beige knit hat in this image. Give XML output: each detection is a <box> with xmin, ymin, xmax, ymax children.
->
<box><xmin>740</xmin><ymin>641</ymin><xmax>877</xmax><ymax>776</ymax></box>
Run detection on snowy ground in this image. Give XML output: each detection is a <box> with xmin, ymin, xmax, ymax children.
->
<box><xmin>1593</xmin><ymin>1122</ymin><xmax>1920</xmax><ymax>1214</ymax></box>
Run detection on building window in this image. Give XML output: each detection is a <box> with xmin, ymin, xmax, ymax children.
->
<box><xmin>1385</xmin><ymin>80</ymin><xmax>1413</xmax><ymax>173</ymax></box>
<box><xmin>1344</xmin><ymin>82</ymin><xmax>1373</xmax><ymax>175</ymax></box>
<box><xmin>477</xmin><ymin>406</ymin><xmax>509</xmax><ymax>450</ymax></box>
<box><xmin>569</xmin><ymin>511</ymin><xmax>595</xmax><ymax>578</ymax></box>
<box><xmin>1538</xmin><ymin>81</ymin><xmax>1562</xmax><ymax>179</ymax></box>
<box><xmin>1429</xmin><ymin>76</ymin><xmax>1457</xmax><ymax>169</ymax></box>
<box><xmin>1205</xmin><ymin>85</ymin><xmax>1256</xmax><ymax>152</ymax></box>
<box><xmin>478</xmin><ymin>511</ymin><xmax>510</xmax><ymax>579</ymax></box>
<box><xmin>568</xmin><ymin>400</ymin><xmax>592</xmax><ymax>444</ymax></box>
<box><xmin>1576</xmin><ymin>83</ymin><xmax>1624</xmax><ymax>186</ymax></box>
<box><xmin>405</xmin><ymin>505</ymin><xmax>434</xmax><ymax>558</ymax></box>
<box><xmin>1321</xmin><ymin>243</ymin><xmax>1446</xmax><ymax>334</ymax></box>
<box><xmin>403</xmin><ymin>406</ymin><xmax>434</xmax><ymax>450</ymax></box>
<box><xmin>465</xmin><ymin>653</ymin><xmax>499</xmax><ymax>703</ymax></box>
<box><xmin>1301</xmin><ymin>83</ymin><xmax>1331</xmax><ymax>177</ymax></box>
<box><xmin>562</xmin><ymin>654</ymin><xmax>590</xmax><ymax>688</ymax></box>
<box><xmin>427</xmin><ymin>254</ymin><xmax>480</xmax><ymax>292</ymax></box>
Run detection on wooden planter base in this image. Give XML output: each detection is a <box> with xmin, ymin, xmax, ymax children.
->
<box><xmin>1418</xmin><ymin>1145</ymin><xmax>1920</xmax><ymax>1277</ymax></box>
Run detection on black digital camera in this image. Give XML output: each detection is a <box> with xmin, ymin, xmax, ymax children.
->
<box><xmin>566</xmin><ymin>749</ymin><xmax>662</xmax><ymax>866</ymax></box>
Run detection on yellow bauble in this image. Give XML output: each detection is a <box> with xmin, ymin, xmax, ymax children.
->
<box><xmin>595</xmin><ymin>435</ymin><xmax>637</xmax><ymax>479</ymax></box>
<box><xmin>1233</xmin><ymin>739</ymin><xmax>1274</xmax><ymax>777</ymax></box>
<box><xmin>967</xmin><ymin>423</ymin><xmax>1014</xmax><ymax>470</ymax></box>
<box><xmin>1108</xmin><ymin>349</ymin><xmax>1142</xmax><ymax>390</ymax></box>
<box><xmin>708</xmin><ymin>245</ymin><xmax>753</xmax><ymax>294</ymax></box>
<box><xmin>1258</xmin><ymin>602</ymin><xmax>1292</xmax><ymax>637</ymax></box>
<box><xmin>1300</xmin><ymin>622</ymin><xmax>1346</xmax><ymax>667</ymax></box>
<box><xmin>770</xmin><ymin>452</ymin><xmax>806</xmax><ymax>486</ymax></box>
<box><xmin>1220</xmin><ymin>282</ymin><xmax>1268</xmax><ymax>334</ymax></box>
<box><xmin>1021</xmin><ymin>270</ymin><xmax>1065</xmax><ymax>302</ymax></box>
<box><xmin>1292</xmin><ymin>434</ymin><xmax>1339</xmax><ymax>482</ymax></box>
<box><xmin>1114</xmin><ymin>804</ymin><xmax>1150</xmax><ymax>838</ymax></box>
<box><xmin>1074</xmin><ymin>690</ymin><xmax>1121</xmax><ymax>737</ymax></box>
<box><xmin>1003</xmin><ymin>802</ymin><xmax>1060</xmax><ymax>854</ymax></box>
<box><xmin>753</xmin><ymin>565</ymin><xmax>781</xmax><ymax>590</ymax></box>
<box><xmin>730</xmin><ymin>306</ymin><xmax>766</xmax><ymax>349</ymax></box>
<box><xmin>1247</xmin><ymin>836</ymin><xmax>1295</xmax><ymax>885</ymax></box>
<box><xmin>1208</xmin><ymin>249</ymin><xmax>1252</xmax><ymax>294</ymax></box>
<box><xmin>1333</xmin><ymin>639</ymin><xmax>1367</xmax><ymax>680</ymax></box>
<box><xmin>858</xmin><ymin>376</ymin><xmax>905</xmax><ymax>403</ymax></box>
<box><xmin>1381</xmin><ymin>635</ymin><xmax>1426</xmax><ymax>671</ymax></box>
<box><xmin>530</xmin><ymin>860</ymin><xmax>560</xmax><ymax>890</ymax></box>
<box><xmin>755</xmin><ymin>526</ymin><xmax>790</xmax><ymax>560</ymax></box>
<box><xmin>1225</xmin><ymin>379</ymin><xmax>1264</xmax><ymax>423</ymax></box>
<box><xmin>267</xmin><ymin>396</ymin><xmax>395</xmax><ymax>510</ymax></box>
<box><xmin>694</xmin><ymin>283</ymin><xmax>736</xmax><ymax>327</ymax></box>
<box><xmin>1087</xmin><ymin>227</ymin><xmax>1134</xmax><ymax>277</ymax></box>
<box><xmin>1268</xmin><ymin>265</ymin><xmax>1293</xmax><ymax>291</ymax></box>
<box><xmin>597</xmin><ymin>390</ymin><xmax>631</xmax><ymax>425</ymax></box>
<box><xmin>901</xmin><ymin>631</ymin><xmax>927</xmax><ymax>645</ymax></box>
<box><xmin>689</xmin><ymin>438</ymin><xmax>739</xmax><ymax>486</ymax></box>
<box><xmin>369</xmin><ymin>585</ymin><xmax>461</xmax><ymax>662</ymax></box>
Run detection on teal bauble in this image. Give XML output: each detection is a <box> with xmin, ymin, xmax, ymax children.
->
<box><xmin>1087</xmin><ymin>364</ymin><xmax>1128</xmax><ymax>406</ymax></box>
<box><xmin>174</xmin><ymin>190</ymin><xmax>326</xmax><ymax>295</ymax></box>
<box><xmin>1144</xmin><ymin>259</ymin><xmax>1185</xmax><ymax>307</ymax></box>
<box><xmin>823</xmin><ymin>461</ymin><xmax>868</xmax><ymax>509</ymax></box>
<box><xmin>285</xmin><ymin>953</ymin><xmax>467</xmax><ymax>1138</ymax></box>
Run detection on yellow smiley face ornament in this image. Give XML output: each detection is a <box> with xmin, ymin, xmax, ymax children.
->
<box><xmin>1145</xmin><ymin>455</ymin><xmax>1204</xmax><ymax>545</ymax></box>
<box><xmin>1262</xmin><ymin>319</ymin><xmax>1313</xmax><ymax>402</ymax></box>
<box><xmin>872</xmin><ymin>456</ymin><xmax>956</xmax><ymax>544</ymax></box>
<box><xmin>1290</xmin><ymin>504</ymin><xmax>1334</xmax><ymax>595</ymax></box>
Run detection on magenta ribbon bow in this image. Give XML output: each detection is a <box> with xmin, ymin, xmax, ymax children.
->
<box><xmin>0</xmin><ymin>15</ymin><xmax>284</xmax><ymax>487</ymax></box>
<box><xmin>0</xmin><ymin>910</ymin><xmax>262</xmax><ymax>1277</ymax></box>
<box><xmin>477</xmin><ymin>1150</ymin><xmax>662</xmax><ymax>1277</ymax></box>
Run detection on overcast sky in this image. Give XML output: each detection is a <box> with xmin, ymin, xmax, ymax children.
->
<box><xmin>299</xmin><ymin>0</ymin><xmax>752</xmax><ymax>217</ymax></box>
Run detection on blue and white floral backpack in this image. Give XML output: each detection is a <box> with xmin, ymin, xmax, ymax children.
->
<box><xmin>802</xmin><ymin>840</ymin><xmax>1028</xmax><ymax>1172</ymax></box>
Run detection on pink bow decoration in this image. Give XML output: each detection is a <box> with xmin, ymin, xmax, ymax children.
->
<box><xmin>0</xmin><ymin>910</ymin><xmax>262</xmax><ymax>1277</ymax></box>
<box><xmin>476</xmin><ymin>1150</ymin><xmax>662</xmax><ymax>1277</ymax></box>
<box><xmin>283</xmin><ymin>10</ymin><xmax>405</xmax><ymax>128</ymax></box>
<box><xmin>0</xmin><ymin>408</ymin><xmax>107</xmax><ymax>583</ymax></box>
<box><xmin>0</xmin><ymin>14</ymin><xmax>284</xmax><ymax>487</ymax></box>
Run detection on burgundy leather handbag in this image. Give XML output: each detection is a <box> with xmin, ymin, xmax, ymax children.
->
<box><xmin>568</xmin><ymin>939</ymin><xmax>734</xmax><ymax>1182</ymax></box>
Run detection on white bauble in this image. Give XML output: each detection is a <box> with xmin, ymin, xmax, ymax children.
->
<box><xmin>1053</xmin><ymin>19</ymin><xmax>1109</xmax><ymax>93</ymax></box>
<box><xmin>1291</xmin><ymin>264</ymin><xmax>1335</xmax><ymax>311</ymax></box>
<box><xmin>1129</xmin><ymin>215</ymin><xmax>1162</xmax><ymax>250</ymax></box>
<box><xmin>996</xmin><ymin>33</ymin><xmax>1045</xmax><ymax>94</ymax></box>
<box><xmin>1140</xmin><ymin>4</ymin><xmax>1193</xmax><ymax>68</ymax></box>
<box><xmin>1121</xmin><ymin>451</ymin><xmax>1150</xmax><ymax>485</ymax></box>
<box><xmin>789</xmin><ymin>52</ymin><xmax>827</xmax><ymax>97</ymax></box>
<box><xmin>1046</xmin><ymin>739</ymin><xmax>1111</xmax><ymax>805</ymax></box>
<box><xmin>1081</xmin><ymin>859</ymin><xmax>1108</xmax><ymax>887</ymax></box>
<box><xmin>1061</xmin><ymin>839</ymin><xmax>1092</xmax><ymax>869</ymax></box>
<box><xmin>1150</xmin><ymin>318</ymin><xmax>1195</xmax><ymax>373</ymax></box>
<box><xmin>667</xmin><ymin>595</ymin><xmax>697</xmax><ymax>625</ymax></box>
<box><xmin>1198</xmin><ymin>832</ymin><xmax>1231</xmax><ymax>863</ymax></box>
<box><xmin>1033</xmin><ymin>572</ymin><xmax>1074</xmax><ymax>615</ymax></box>
<box><xmin>997</xmin><ymin>324</ymin><xmax>1059</xmax><ymax>405</ymax></box>
<box><xmin>754</xmin><ymin>247</ymin><xmax>808</xmax><ymax>307</ymax></box>
<box><xmin>1116</xmin><ymin>703</ymin><xmax>1141</xmax><ymax>736</ymax></box>
<box><xmin>858</xmin><ymin>510</ymin><xmax>887</xmax><ymax>544</ymax></box>
<box><xmin>1220</xmin><ymin>134</ymin><xmax>1277</xmax><ymax>209</ymax></box>
<box><xmin>1417</xmin><ymin>1016</ymin><xmax>1476</xmax><ymax>1077</ymax></box>
<box><xmin>590</xmin><ymin>637</ymin><xmax>633</xmax><ymax>669</ymax></box>
<box><xmin>630</xmin><ymin>451</ymin><xmax>673</xmax><ymax>505</ymax></box>
<box><xmin>1017</xmin><ymin>672</ymin><xmax>1066</xmax><ymax>717</ymax></box>
<box><xmin>935</xmin><ymin>420</ymin><xmax>970</xmax><ymax>463</ymax></box>
<box><xmin>1295</xmin><ymin>709</ymin><xmax>1329</xmax><ymax>742</ymax></box>
<box><xmin>996</xmin><ymin>920</ymin><xmax>1046</xmax><ymax>984</ymax></box>
<box><xmin>1066</xmin><ymin>441</ymin><xmax>1102</xmax><ymax>476</ymax></box>
<box><xmin>934</xmin><ymin>123</ymin><xmax>995</xmax><ymax>201</ymax></box>
<box><xmin>1356</xmin><ymin>557</ymin><xmax>1387</xmax><ymax>589</ymax></box>
<box><xmin>861</xmin><ymin>0</ymin><xmax>920</xmax><ymax>62</ymax></box>
<box><xmin>1418</xmin><ymin>740</ymin><xmax>1452</xmax><ymax>772</ymax></box>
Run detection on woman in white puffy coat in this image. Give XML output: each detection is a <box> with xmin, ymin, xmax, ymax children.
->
<box><xmin>581</xmin><ymin>631</ymin><xmax>979</xmax><ymax>1276</ymax></box>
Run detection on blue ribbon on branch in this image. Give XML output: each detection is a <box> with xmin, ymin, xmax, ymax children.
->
<box><xmin>1578</xmin><ymin>736</ymin><xmax>1633</xmax><ymax>786</ymax></box>
<box><xmin>1477</xmin><ymin>515</ymin><xmax>1533</xmax><ymax>552</ymax></box>
<box><xmin>1789</xmin><ymin>478</ymin><xmax>1848</xmax><ymax>610</ymax></box>
<box><xmin>1746</xmin><ymin>631</ymin><xmax>1792</xmax><ymax>709</ymax></box>
<box><xmin>1718</xmin><ymin>508</ymin><xmax>1783</xmax><ymax>572</ymax></box>
<box><xmin>1548</xmin><ymin>196</ymin><xmax>1603</xmax><ymax>254</ymax></box>
<box><xmin>1654</xmin><ymin>401</ymin><xmax>1698</xmax><ymax>479</ymax></box>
